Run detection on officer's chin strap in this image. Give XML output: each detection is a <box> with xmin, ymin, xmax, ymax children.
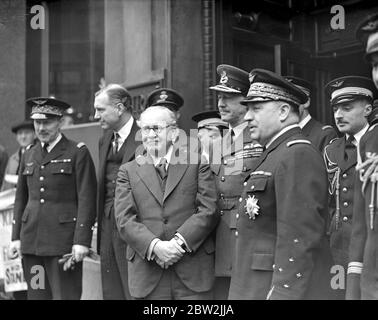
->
<box><xmin>356</xmin><ymin>152</ymin><xmax>378</xmax><ymax>230</ymax></box>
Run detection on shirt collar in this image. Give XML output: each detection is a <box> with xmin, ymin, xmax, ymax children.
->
<box><xmin>346</xmin><ymin>123</ymin><xmax>369</xmax><ymax>146</ymax></box>
<box><xmin>299</xmin><ymin>114</ymin><xmax>311</xmax><ymax>129</ymax></box>
<box><xmin>229</xmin><ymin>121</ymin><xmax>248</xmax><ymax>139</ymax></box>
<box><xmin>152</xmin><ymin>144</ymin><xmax>174</xmax><ymax>169</ymax></box>
<box><xmin>265</xmin><ymin>124</ymin><xmax>300</xmax><ymax>149</ymax></box>
<box><xmin>42</xmin><ymin>133</ymin><xmax>62</xmax><ymax>153</ymax></box>
<box><xmin>115</xmin><ymin>116</ymin><xmax>134</xmax><ymax>144</ymax></box>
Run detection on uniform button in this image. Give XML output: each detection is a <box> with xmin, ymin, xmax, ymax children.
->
<box><xmin>342</xmin><ymin>173</ymin><xmax>347</xmax><ymax>178</ymax></box>
<box><xmin>40</xmin><ymin>176</ymin><xmax>44</xmax><ymax>181</ymax></box>
<box><xmin>236</xmin><ymin>214</ymin><xmax>239</xmax><ymax>219</ymax></box>
<box><xmin>220</xmin><ymin>193</ymin><xmax>224</xmax><ymax>199</ymax></box>
<box><xmin>272</xmin><ymin>264</ymin><xmax>275</xmax><ymax>269</ymax></box>
<box><xmin>220</xmin><ymin>210</ymin><xmax>224</xmax><ymax>216</ymax></box>
<box><xmin>60</xmin><ymin>169</ymin><xmax>64</xmax><ymax>173</ymax></box>
<box><xmin>278</xmin><ymin>267</ymin><xmax>283</xmax><ymax>272</ymax></box>
<box><xmin>283</xmin><ymin>284</ymin><xmax>290</xmax><ymax>288</ymax></box>
<box><xmin>251</xmin><ymin>185</ymin><xmax>255</xmax><ymax>190</ymax></box>
<box><xmin>40</xmin><ymin>199</ymin><xmax>45</xmax><ymax>204</ymax></box>
<box><xmin>342</xmin><ymin>187</ymin><xmax>348</xmax><ymax>192</ymax></box>
<box><xmin>41</xmin><ymin>165</ymin><xmax>45</xmax><ymax>170</ymax></box>
<box><xmin>294</xmin><ymin>239</ymin><xmax>299</xmax><ymax>243</ymax></box>
<box><xmin>289</xmin><ymin>257</ymin><xmax>294</xmax><ymax>262</ymax></box>
<box><xmin>243</xmin><ymin>182</ymin><xmax>247</xmax><ymax>186</ymax></box>
<box><xmin>80</xmin><ymin>224</ymin><xmax>84</xmax><ymax>227</ymax></box>
<box><xmin>343</xmin><ymin>216</ymin><xmax>348</xmax><ymax>222</ymax></box>
<box><xmin>296</xmin><ymin>273</ymin><xmax>302</xmax><ymax>278</ymax></box>
<box><xmin>224</xmin><ymin>160</ymin><xmax>228</xmax><ymax>165</ymax></box>
<box><xmin>221</xmin><ymin>176</ymin><xmax>225</xmax><ymax>182</ymax></box>
<box><xmin>343</xmin><ymin>202</ymin><xmax>348</xmax><ymax>207</ymax></box>
<box><xmin>40</xmin><ymin>188</ymin><xmax>45</xmax><ymax>192</ymax></box>
<box><xmin>112</xmin><ymin>180</ymin><xmax>116</xmax><ymax>184</ymax></box>
<box><xmin>12</xmin><ymin>220</ymin><xmax>16</xmax><ymax>225</ymax></box>
<box><xmin>73</xmin><ymin>217</ymin><xmax>77</xmax><ymax>221</ymax></box>
<box><xmin>239</xmin><ymin>197</ymin><xmax>243</xmax><ymax>202</ymax></box>
<box><xmin>235</xmin><ymin>231</ymin><xmax>238</xmax><ymax>237</ymax></box>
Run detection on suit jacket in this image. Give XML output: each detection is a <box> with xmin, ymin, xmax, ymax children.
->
<box><xmin>96</xmin><ymin>120</ymin><xmax>141</xmax><ymax>252</ymax></box>
<box><xmin>1</xmin><ymin>149</ymin><xmax>20</xmax><ymax>190</ymax></box>
<box><xmin>211</xmin><ymin>125</ymin><xmax>262</xmax><ymax>276</ymax></box>
<box><xmin>301</xmin><ymin>118</ymin><xmax>337</xmax><ymax>153</ymax></box>
<box><xmin>324</xmin><ymin>136</ymin><xmax>357</xmax><ymax>268</ymax></box>
<box><xmin>114</xmin><ymin>141</ymin><xmax>219</xmax><ymax>298</ymax></box>
<box><xmin>12</xmin><ymin>135</ymin><xmax>97</xmax><ymax>256</ymax></box>
<box><xmin>347</xmin><ymin>123</ymin><xmax>378</xmax><ymax>299</ymax></box>
<box><xmin>229</xmin><ymin>127</ymin><xmax>334</xmax><ymax>300</ymax></box>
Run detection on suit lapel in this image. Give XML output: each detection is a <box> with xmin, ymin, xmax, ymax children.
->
<box><xmin>99</xmin><ymin>130</ymin><xmax>112</xmax><ymax>177</ymax></box>
<box><xmin>41</xmin><ymin>135</ymin><xmax>68</xmax><ymax>165</ymax></box>
<box><xmin>121</xmin><ymin>121</ymin><xmax>140</xmax><ymax>164</ymax></box>
<box><xmin>163</xmin><ymin>144</ymin><xmax>189</xmax><ymax>202</ymax></box>
<box><xmin>136</xmin><ymin>155</ymin><xmax>164</xmax><ymax>205</ymax></box>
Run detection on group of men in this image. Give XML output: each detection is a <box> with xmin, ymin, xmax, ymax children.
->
<box><xmin>6</xmin><ymin>12</ymin><xmax>378</xmax><ymax>300</ymax></box>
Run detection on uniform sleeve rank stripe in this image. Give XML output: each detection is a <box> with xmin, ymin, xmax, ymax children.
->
<box><xmin>77</xmin><ymin>142</ymin><xmax>86</xmax><ymax>148</ymax></box>
<box><xmin>347</xmin><ymin>262</ymin><xmax>363</xmax><ymax>274</ymax></box>
<box><xmin>26</xmin><ymin>162</ymin><xmax>34</xmax><ymax>166</ymax></box>
<box><xmin>286</xmin><ymin>139</ymin><xmax>311</xmax><ymax>147</ymax></box>
<box><xmin>322</xmin><ymin>125</ymin><xmax>333</xmax><ymax>130</ymax></box>
<box><xmin>51</xmin><ymin>159</ymin><xmax>72</xmax><ymax>163</ymax></box>
<box><xmin>250</xmin><ymin>171</ymin><xmax>272</xmax><ymax>176</ymax></box>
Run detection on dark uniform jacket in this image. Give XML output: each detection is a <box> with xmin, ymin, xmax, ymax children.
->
<box><xmin>114</xmin><ymin>141</ymin><xmax>219</xmax><ymax>298</ymax></box>
<box><xmin>301</xmin><ymin>117</ymin><xmax>337</xmax><ymax>153</ymax></box>
<box><xmin>347</xmin><ymin>123</ymin><xmax>378</xmax><ymax>299</ymax></box>
<box><xmin>96</xmin><ymin>121</ymin><xmax>140</xmax><ymax>253</ymax></box>
<box><xmin>324</xmin><ymin>136</ymin><xmax>357</xmax><ymax>268</ymax></box>
<box><xmin>229</xmin><ymin>127</ymin><xmax>334</xmax><ymax>300</ymax></box>
<box><xmin>12</xmin><ymin>135</ymin><xmax>97</xmax><ymax>256</ymax></box>
<box><xmin>211</xmin><ymin>126</ymin><xmax>262</xmax><ymax>277</ymax></box>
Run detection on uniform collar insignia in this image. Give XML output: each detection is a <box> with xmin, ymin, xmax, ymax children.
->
<box><xmin>249</xmin><ymin>74</ymin><xmax>256</xmax><ymax>83</ymax></box>
<box><xmin>159</xmin><ymin>91</ymin><xmax>168</xmax><ymax>101</ymax></box>
<box><xmin>33</xmin><ymin>99</ymin><xmax>47</xmax><ymax>105</ymax></box>
<box><xmin>331</xmin><ymin>80</ymin><xmax>344</xmax><ymax>88</ymax></box>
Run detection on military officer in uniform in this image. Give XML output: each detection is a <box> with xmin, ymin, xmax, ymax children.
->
<box><xmin>229</xmin><ymin>68</ymin><xmax>334</xmax><ymax>300</ymax></box>
<box><xmin>9</xmin><ymin>97</ymin><xmax>97</xmax><ymax>300</ymax></box>
<box><xmin>347</xmin><ymin>13</ymin><xmax>378</xmax><ymax>299</ymax></box>
<box><xmin>208</xmin><ymin>64</ymin><xmax>263</xmax><ymax>299</ymax></box>
<box><xmin>323</xmin><ymin>77</ymin><xmax>375</xmax><ymax>292</ymax></box>
<box><xmin>191</xmin><ymin>110</ymin><xmax>228</xmax><ymax>164</ymax></box>
<box><xmin>146</xmin><ymin>88</ymin><xmax>184</xmax><ymax>120</ymax></box>
<box><xmin>285</xmin><ymin>76</ymin><xmax>338</xmax><ymax>153</ymax></box>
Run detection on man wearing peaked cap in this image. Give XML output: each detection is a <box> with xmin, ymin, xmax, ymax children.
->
<box><xmin>209</xmin><ymin>64</ymin><xmax>263</xmax><ymax>299</ymax></box>
<box><xmin>285</xmin><ymin>76</ymin><xmax>337</xmax><ymax>153</ymax></box>
<box><xmin>9</xmin><ymin>97</ymin><xmax>97</xmax><ymax>300</ymax></box>
<box><xmin>323</xmin><ymin>76</ymin><xmax>375</xmax><ymax>299</ymax></box>
<box><xmin>229</xmin><ymin>68</ymin><xmax>335</xmax><ymax>300</ymax></box>
<box><xmin>346</xmin><ymin>15</ymin><xmax>378</xmax><ymax>300</ymax></box>
<box><xmin>1</xmin><ymin>120</ymin><xmax>35</xmax><ymax>191</ymax></box>
<box><xmin>145</xmin><ymin>88</ymin><xmax>184</xmax><ymax>119</ymax></box>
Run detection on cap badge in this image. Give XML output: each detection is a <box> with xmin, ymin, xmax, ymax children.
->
<box><xmin>33</xmin><ymin>99</ymin><xmax>47</xmax><ymax>105</ymax></box>
<box><xmin>159</xmin><ymin>91</ymin><xmax>168</xmax><ymax>101</ymax></box>
<box><xmin>220</xmin><ymin>71</ymin><xmax>228</xmax><ymax>84</ymax></box>
<box><xmin>249</xmin><ymin>74</ymin><xmax>256</xmax><ymax>83</ymax></box>
<box><xmin>331</xmin><ymin>80</ymin><xmax>344</xmax><ymax>88</ymax></box>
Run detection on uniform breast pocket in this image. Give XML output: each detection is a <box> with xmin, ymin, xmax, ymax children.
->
<box><xmin>51</xmin><ymin>163</ymin><xmax>73</xmax><ymax>175</ymax></box>
<box><xmin>247</xmin><ymin>176</ymin><xmax>268</xmax><ymax>193</ymax></box>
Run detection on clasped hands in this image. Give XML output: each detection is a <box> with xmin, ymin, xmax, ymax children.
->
<box><xmin>153</xmin><ymin>238</ymin><xmax>186</xmax><ymax>269</ymax></box>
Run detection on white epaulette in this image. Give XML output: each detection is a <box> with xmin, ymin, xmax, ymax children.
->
<box><xmin>77</xmin><ymin>142</ymin><xmax>86</xmax><ymax>148</ymax></box>
<box><xmin>286</xmin><ymin>139</ymin><xmax>311</xmax><ymax>147</ymax></box>
<box><xmin>368</xmin><ymin>123</ymin><xmax>378</xmax><ymax>132</ymax></box>
<box><xmin>322</xmin><ymin>125</ymin><xmax>333</xmax><ymax>131</ymax></box>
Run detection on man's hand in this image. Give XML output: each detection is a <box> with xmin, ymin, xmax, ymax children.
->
<box><xmin>153</xmin><ymin>240</ymin><xmax>185</xmax><ymax>266</ymax></box>
<box><xmin>154</xmin><ymin>257</ymin><xmax>167</xmax><ymax>269</ymax></box>
<box><xmin>8</xmin><ymin>240</ymin><xmax>21</xmax><ymax>259</ymax></box>
<box><xmin>72</xmin><ymin>244</ymin><xmax>89</xmax><ymax>262</ymax></box>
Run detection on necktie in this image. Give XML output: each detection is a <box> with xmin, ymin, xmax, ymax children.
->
<box><xmin>230</xmin><ymin>129</ymin><xmax>235</xmax><ymax>145</ymax></box>
<box><xmin>42</xmin><ymin>143</ymin><xmax>49</xmax><ymax>158</ymax></box>
<box><xmin>112</xmin><ymin>132</ymin><xmax>119</xmax><ymax>154</ymax></box>
<box><xmin>344</xmin><ymin>135</ymin><xmax>356</xmax><ymax>163</ymax></box>
<box><xmin>155</xmin><ymin>158</ymin><xmax>168</xmax><ymax>180</ymax></box>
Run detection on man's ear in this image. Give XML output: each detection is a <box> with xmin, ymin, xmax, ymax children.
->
<box><xmin>278</xmin><ymin>103</ymin><xmax>291</xmax><ymax>122</ymax></box>
<box><xmin>116</xmin><ymin>102</ymin><xmax>125</xmax><ymax>115</ymax></box>
<box><xmin>364</xmin><ymin>103</ymin><xmax>372</xmax><ymax>117</ymax></box>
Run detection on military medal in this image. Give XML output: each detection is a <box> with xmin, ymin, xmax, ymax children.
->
<box><xmin>245</xmin><ymin>195</ymin><xmax>260</xmax><ymax>220</ymax></box>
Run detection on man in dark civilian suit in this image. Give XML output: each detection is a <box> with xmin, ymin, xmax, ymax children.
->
<box><xmin>114</xmin><ymin>91</ymin><xmax>219</xmax><ymax>300</ymax></box>
<box><xmin>94</xmin><ymin>84</ymin><xmax>141</xmax><ymax>300</ymax></box>
<box><xmin>285</xmin><ymin>76</ymin><xmax>338</xmax><ymax>153</ymax></box>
